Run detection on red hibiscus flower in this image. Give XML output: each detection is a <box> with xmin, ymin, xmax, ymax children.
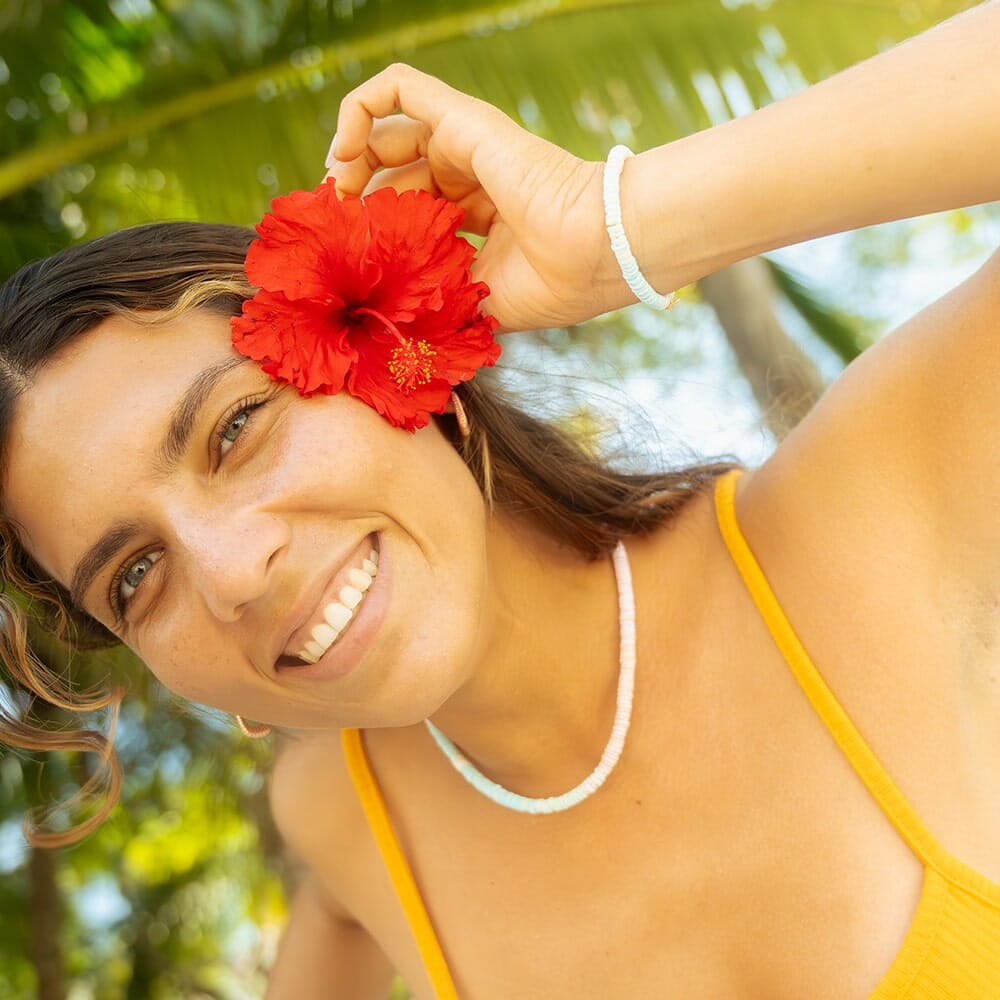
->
<box><xmin>230</xmin><ymin>180</ymin><xmax>501</xmax><ymax>431</ymax></box>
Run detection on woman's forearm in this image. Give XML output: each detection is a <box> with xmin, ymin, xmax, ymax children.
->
<box><xmin>625</xmin><ymin>0</ymin><xmax>1000</xmax><ymax>292</ymax></box>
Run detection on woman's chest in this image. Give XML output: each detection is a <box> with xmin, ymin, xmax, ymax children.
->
<box><xmin>353</xmin><ymin>674</ymin><xmax>933</xmax><ymax>999</ymax></box>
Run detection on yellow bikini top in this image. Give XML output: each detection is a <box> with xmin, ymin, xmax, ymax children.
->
<box><xmin>342</xmin><ymin>469</ymin><xmax>1000</xmax><ymax>998</ymax></box>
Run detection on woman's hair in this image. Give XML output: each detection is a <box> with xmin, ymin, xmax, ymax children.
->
<box><xmin>0</xmin><ymin>221</ymin><xmax>734</xmax><ymax>846</ymax></box>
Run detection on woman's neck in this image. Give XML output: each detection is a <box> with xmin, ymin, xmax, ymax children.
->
<box><xmin>426</xmin><ymin>514</ymin><xmax>624</xmax><ymax>798</ymax></box>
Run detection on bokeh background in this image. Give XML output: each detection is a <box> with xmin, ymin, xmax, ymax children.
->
<box><xmin>0</xmin><ymin>1</ymin><xmax>996</xmax><ymax>997</ymax></box>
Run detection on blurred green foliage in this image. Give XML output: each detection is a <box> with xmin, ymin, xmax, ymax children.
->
<box><xmin>0</xmin><ymin>0</ymin><xmax>978</xmax><ymax>278</ymax></box>
<box><xmin>0</xmin><ymin>1</ymin><xmax>985</xmax><ymax>997</ymax></box>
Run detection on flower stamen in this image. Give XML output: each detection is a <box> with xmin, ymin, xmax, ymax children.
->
<box><xmin>388</xmin><ymin>338</ymin><xmax>436</xmax><ymax>392</ymax></box>
<box><xmin>352</xmin><ymin>305</ymin><xmax>437</xmax><ymax>393</ymax></box>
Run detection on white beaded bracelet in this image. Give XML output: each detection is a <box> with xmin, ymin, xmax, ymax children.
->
<box><xmin>603</xmin><ymin>144</ymin><xmax>675</xmax><ymax>311</ymax></box>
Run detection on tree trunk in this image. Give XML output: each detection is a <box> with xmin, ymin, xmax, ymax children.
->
<box><xmin>28</xmin><ymin>844</ymin><xmax>65</xmax><ymax>1000</ymax></box>
<box><xmin>698</xmin><ymin>258</ymin><xmax>826</xmax><ymax>440</ymax></box>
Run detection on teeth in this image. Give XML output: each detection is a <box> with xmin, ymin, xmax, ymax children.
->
<box><xmin>339</xmin><ymin>585</ymin><xmax>363</xmax><ymax>609</ymax></box>
<box><xmin>311</xmin><ymin>623</ymin><xmax>337</xmax><ymax>647</ymax></box>
<box><xmin>292</xmin><ymin>544</ymin><xmax>380</xmax><ymax>664</ymax></box>
<box><xmin>324</xmin><ymin>603</ymin><xmax>352</xmax><ymax>630</ymax></box>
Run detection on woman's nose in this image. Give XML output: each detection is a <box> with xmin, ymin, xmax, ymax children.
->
<box><xmin>178</xmin><ymin>511</ymin><xmax>290</xmax><ymax>623</ymax></box>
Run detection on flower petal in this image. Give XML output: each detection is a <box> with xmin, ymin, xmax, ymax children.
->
<box><xmin>365</xmin><ymin>188</ymin><xmax>474</xmax><ymax>323</ymax></box>
<box><xmin>247</xmin><ymin>184</ymin><xmax>380</xmax><ymax>305</ymax></box>
<box><xmin>231</xmin><ymin>289</ymin><xmax>355</xmax><ymax>396</ymax></box>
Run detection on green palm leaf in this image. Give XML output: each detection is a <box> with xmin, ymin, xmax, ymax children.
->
<box><xmin>0</xmin><ymin>0</ymin><xmax>978</xmax><ymax>230</ymax></box>
<box><xmin>766</xmin><ymin>257</ymin><xmax>872</xmax><ymax>362</ymax></box>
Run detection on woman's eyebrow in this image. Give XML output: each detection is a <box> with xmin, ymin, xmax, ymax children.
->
<box><xmin>68</xmin><ymin>355</ymin><xmax>248</xmax><ymax>611</ymax></box>
<box><xmin>70</xmin><ymin>520</ymin><xmax>142</xmax><ymax>611</ymax></box>
<box><xmin>155</xmin><ymin>355</ymin><xmax>247</xmax><ymax>473</ymax></box>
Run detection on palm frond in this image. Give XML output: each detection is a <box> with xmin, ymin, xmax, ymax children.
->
<box><xmin>765</xmin><ymin>257</ymin><xmax>871</xmax><ymax>362</ymax></box>
<box><xmin>0</xmin><ymin>0</ymin><xmax>978</xmax><ymax>222</ymax></box>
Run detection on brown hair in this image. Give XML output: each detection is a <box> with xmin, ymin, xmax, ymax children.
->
<box><xmin>0</xmin><ymin>222</ymin><xmax>734</xmax><ymax>846</ymax></box>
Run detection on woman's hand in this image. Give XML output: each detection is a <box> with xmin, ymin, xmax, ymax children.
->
<box><xmin>327</xmin><ymin>64</ymin><xmax>625</xmax><ymax>332</ymax></box>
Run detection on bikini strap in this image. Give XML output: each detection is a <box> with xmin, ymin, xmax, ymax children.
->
<box><xmin>714</xmin><ymin>469</ymin><xmax>943</xmax><ymax>869</ymax></box>
<box><xmin>341</xmin><ymin>727</ymin><xmax>460</xmax><ymax>1000</ymax></box>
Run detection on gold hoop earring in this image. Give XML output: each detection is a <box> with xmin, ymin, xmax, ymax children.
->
<box><xmin>236</xmin><ymin>716</ymin><xmax>272</xmax><ymax>739</ymax></box>
<box><xmin>451</xmin><ymin>390</ymin><xmax>470</xmax><ymax>439</ymax></box>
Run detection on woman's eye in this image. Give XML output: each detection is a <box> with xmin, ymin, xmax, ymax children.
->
<box><xmin>118</xmin><ymin>551</ymin><xmax>162</xmax><ymax>604</ymax></box>
<box><xmin>219</xmin><ymin>410</ymin><xmax>250</xmax><ymax>456</ymax></box>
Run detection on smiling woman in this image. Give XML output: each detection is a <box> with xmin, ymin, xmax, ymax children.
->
<box><xmin>0</xmin><ymin>220</ymin><xmax>720</xmax><ymax>843</ymax></box>
<box><xmin>3</xmin><ymin>3</ymin><xmax>1000</xmax><ymax>996</ymax></box>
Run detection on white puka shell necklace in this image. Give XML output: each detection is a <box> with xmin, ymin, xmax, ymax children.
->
<box><xmin>424</xmin><ymin>541</ymin><xmax>636</xmax><ymax>814</ymax></box>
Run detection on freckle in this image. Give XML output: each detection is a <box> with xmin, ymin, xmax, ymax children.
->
<box><xmin>634</xmin><ymin>799</ymin><xmax>642</xmax><ymax>807</ymax></box>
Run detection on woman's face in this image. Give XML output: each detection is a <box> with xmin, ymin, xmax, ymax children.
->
<box><xmin>3</xmin><ymin>309</ymin><xmax>490</xmax><ymax>729</ymax></box>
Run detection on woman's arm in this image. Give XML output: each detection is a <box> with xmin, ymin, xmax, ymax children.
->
<box><xmin>266</xmin><ymin>877</ymin><xmax>395</xmax><ymax>1000</ymax></box>
<box><xmin>624</xmin><ymin>0</ymin><xmax>1000</xmax><ymax>295</ymax></box>
<box><xmin>266</xmin><ymin>739</ymin><xmax>401</xmax><ymax>1000</ymax></box>
<box><xmin>330</xmin><ymin>1</ymin><xmax>1000</xmax><ymax>332</ymax></box>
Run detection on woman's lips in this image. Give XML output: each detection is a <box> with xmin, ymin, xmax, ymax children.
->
<box><xmin>279</xmin><ymin>535</ymin><xmax>380</xmax><ymax>666</ymax></box>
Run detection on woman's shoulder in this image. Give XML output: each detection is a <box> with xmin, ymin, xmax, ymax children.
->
<box><xmin>270</xmin><ymin>731</ymin><xmax>363</xmax><ymax>869</ymax></box>
<box><xmin>751</xmin><ymin>244</ymin><xmax>1000</xmax><ymax>593</ymax></box>
<box><xmin>726</xmin><ymin>312</ymin><xmax>1000</xmax><ymax>880</ymax></box>
<box><xmin>270</xmin><ymin>729</ymin><xmax>398</xmax><ymax>916</ymax></box>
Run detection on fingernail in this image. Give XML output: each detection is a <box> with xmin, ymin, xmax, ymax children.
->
<box><xmin>324</xmin><ymin>133</ymin><xmax>338</xmax><ymax>169</ymax></box>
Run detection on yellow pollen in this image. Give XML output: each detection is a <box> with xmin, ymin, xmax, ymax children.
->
<box><xmin>388</xmin><ymin>338</ymin><xmax>436</xmax><ymax>393</ymax></box>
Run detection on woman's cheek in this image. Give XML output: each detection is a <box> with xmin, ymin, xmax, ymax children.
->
<box><xmin>140</xmin><ymin>623</ymin><xmax>223</xmax><ymax>704</ymax></box>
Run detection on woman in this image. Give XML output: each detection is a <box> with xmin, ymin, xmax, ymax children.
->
<box><xmin>2</xmin><ymin>1</ymin><xmax>998</xmax><ymax>996</ymax></box>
